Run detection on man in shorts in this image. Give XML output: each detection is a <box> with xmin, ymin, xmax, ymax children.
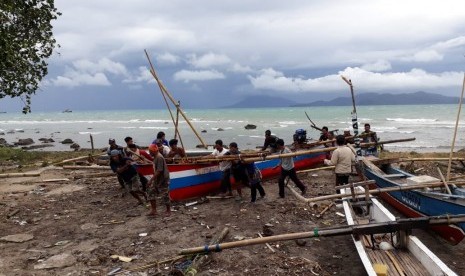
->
<box><xmin>147</xmin><ymin>144</ymin><xmax>171</xmax><ymax>217</ymax></box>
<box><xmin>109</xmin><ymin>149</ymin><xmax>146</xmax><ymax>206</ymax></box>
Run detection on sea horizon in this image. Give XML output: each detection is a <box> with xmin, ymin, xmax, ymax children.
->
<box><xmin>0</xmin><ymin>104</ymin><xmax>464</xmax><ymax>153</ymax></box>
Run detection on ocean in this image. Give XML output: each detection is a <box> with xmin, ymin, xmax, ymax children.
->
<box><xmin>0</xmin><ymin>104</ymin><xmax>463</xmax><ymax>152</ymax></box>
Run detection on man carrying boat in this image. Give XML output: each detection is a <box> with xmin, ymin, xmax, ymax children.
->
<box><xmin>166</xmin><ymin>139</ymin><xmax>187</xmax><ymax>162</ymax></box>
<box><xmin>226</xmin><ymin>142</ymin><xmax>245</xmax><ymax>200</ymax></box>
<box><xmin>147</xmin><ymin>144</ymin><xmax>171</xmax><ymax>217</ymax></box>
<box><xmin>109</xmin><ymin>149</ymin><xmax>147</xmax><ymax>206</ymax></box>
<box><xmin>262</xmin><ymin>130</ymin><xmax>279</xmax><ymax>153</ymax></box>
<box><xmin>275</xmin><ymin>139</ymin><xmax>307</xmax><ymax>198</ymax></box>
<box><xmin>361</xmin><ymin>123</ymin><xmax>378</xmax><ymax>157</ymax></box>
<box><xmin>108</xmin><ymin>138</ymin><xmax>126</xmax><ymax>190</ymax></box>
<box><xmin>210</xmin><ymin>140</ymin><xmax>233</xmax><ymax>196</ymax></box>
<box><xmin>323</xmin><ymin>135</ymin><xmax>355</xmax><ymax>192</ymax></box>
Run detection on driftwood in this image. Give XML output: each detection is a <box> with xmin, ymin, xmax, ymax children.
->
<box><xmin>54</xmin><ymin>153</ymin><xmax>106</xmax><ymax>165</ymax></box>
<box><xmin>179</xmin><ymin>215</ymin><xmax>465</xmax><ymax>255</ymax></box>
<box><xmin>0</xmin><ymin>172</ymin><xmax>41</xmax><ymax>178</ymax></box>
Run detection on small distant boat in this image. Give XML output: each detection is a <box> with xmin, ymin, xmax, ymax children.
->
<box><xmin>341</xmin><ymin>186</ymin><xmax>458</xmax><ymax>276</ymax></box>
<box><xmin>62</xmin><ymin>109</ymin><xmax>72</xmax><ymax>113</ymax></box>
<box><xmin>363</xmin><ymin>158</ymin><xmax>465</xmax><ymax>245</ymax></box>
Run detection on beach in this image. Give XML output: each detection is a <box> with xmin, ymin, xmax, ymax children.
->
<box><xmin>0</xmin><ymin>150</ymin><xmax>464</xmax><ymax>275</ymax></box>
<box><xmin>1</xmin><ymin>105</ymin><xmax>464</xmax><ymax>152</ymax></box>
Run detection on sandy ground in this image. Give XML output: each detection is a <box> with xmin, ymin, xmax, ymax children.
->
<box><xmin>0</xmin><ymin>160</ymin><xmax>464</xmax><ymax>276</ymax></box>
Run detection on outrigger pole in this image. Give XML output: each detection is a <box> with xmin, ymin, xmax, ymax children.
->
<box><xmin>179</xmin><ymin>215</ymin><xmax>465</xmax><ymax>255</ymax></box>
<box><xmin>144</xmin><ymin>50</ymin><xmax>208</xmax><ymax>148</ymax></box>
<box><xmin>446</xmin><ymin>73</ymin><xmax>465</xmax><ymax>181</ymax></box>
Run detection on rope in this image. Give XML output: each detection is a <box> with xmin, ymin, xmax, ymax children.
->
<box><xmin>313</xmin><ymin>227</ymin><xmax>319</xmax><ymax>237</ymax></box>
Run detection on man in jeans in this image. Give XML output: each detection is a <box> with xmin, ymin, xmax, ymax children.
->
<box><xmin>275</xmin><ymin>139</ymin><xmax>307</xmax><ymax>198</ymax></box>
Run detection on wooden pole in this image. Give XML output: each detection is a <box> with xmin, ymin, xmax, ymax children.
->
<box><xmin>437</xmin><ymin>167</ymin><xmax>452</xmax><ymax>195</ymax></box>
<box><xmin>447</xmin><ymin>73</ymin><xmax>465</xmax><ymax>181</ymax></box>
<box><xmin>144</xmin><ymin>50</ymin><xmax>207</xmax><ymax>148</ymax></box>
<box><xmin>90</xmin><ymin>134</ymin><xmax>94</xmax><ymax>154</ymax></box>
<box><xmin>297</xmin><ymin>166</ymin><xmax>334</xmax><ymax>174</ymax></box>
<box><xmin>179</xmin><ymin>215</ymin><xmax>465</xmax><ymax>255</ymax></box>
<box><xmin>63</xmin><ymin>165</ymin><xmax>109</xmax><ymax>170</ymax></box>
<box><xmin>54</xmin><ymin>153</ymin><xmax>106</xmax><ymax>166</ymax></box>
<box><xmin>288</xmin><ymin>180</ymin><xmax>465</xmax><ymax>203</ymax></box>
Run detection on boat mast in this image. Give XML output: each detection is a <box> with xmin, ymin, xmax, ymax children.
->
<box><xmin>341</xmin><ymin>76</ymin><xmax>362</xmax><ymax>158</ymax></box>
<box><xmin>144</xmin><ymin>50</ymin><xmax>208</xmax><ymax>148</ymax></box>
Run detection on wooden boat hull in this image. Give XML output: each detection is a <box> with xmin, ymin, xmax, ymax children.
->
<box><xmin>364</xmin><ymin>165</ymin><xmax>465</xmax><ymax>245</ymax></box>
<box><xmin>136</xmin><ymin>151</ymin><xmax>326</xmax><ymax>201</ymax></box>
<box><xmin>341</xmin><ymin>187</ymin><xmax>457</xmax><ymax>275</ymax></box>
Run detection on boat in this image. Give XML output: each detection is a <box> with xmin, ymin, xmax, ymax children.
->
<box><xmin>62</xmin><ymin>109</ymin><xmax>72</xmax><ymax>113</ymax></box>
<box><xmin>136</xmin><ymin>148</ymin><xmax>326</xmax><ymax>201</ymax></box>
<box><xmin>363</xmin><ymin>158</ymin><xmax>465</xmax><ymax>245</ymax></box>
<box><xmin>341</xmin><ymin>186</ymin><xmax>458</xmax><ymax>275</ymax></box>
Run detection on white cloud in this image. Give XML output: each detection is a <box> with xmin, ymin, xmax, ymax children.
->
<box><xmin>52</xmin><ymin>72</ymin><xmax>111</xmax><ymax>87</ymax></box>
<box><xmin>188</xmin><ymin>53</ymin><xmax>232</xmax><ymax>69</ymax></box>
<box><xmin>50</xmin><ymin>58</ymin><xmax>128</xmax><ymax>87</ymax></box>
<box><xmin>173</xmin><ymin>69</ymin><xmax>225</xmax><ymax>83</ymax></box>
<box><xmin>249</xmin><ymin>67</ymin><xmax>464</xmax><ymax>93</ymax></box>
<box><xmin>123</xmin><ymin>66</ymin><xmax>155</xmax><ymax>84</ymax></box>
<box><xmin>361</xmin><ymin>60</ymin><xmax>392</xmax><ymax>72</ymax></box>
<box><xmin>404</xmin><ymin>50</ymin><xmax>443</xmax><ymax>63</ymax></box>
<box><xmin>156</xmin><ymin>52</ymin><xmax>181</xmax><ymax>65</ymax></box>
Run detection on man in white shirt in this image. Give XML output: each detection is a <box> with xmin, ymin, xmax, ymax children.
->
<box><xmin>211</xmin><ymin>140</ymin><xmax>233</xmax><ymax>196</ymax></box>
<box><xmin>275</xmin><ymin>139</ymin><xmax>307</xmax><ymax>198</ymax></box>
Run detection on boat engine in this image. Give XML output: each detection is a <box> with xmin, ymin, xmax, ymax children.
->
<box><xmin>293</xmin><ymin>129</ymin><xmax>307</xmax><ymax>144</ymax></box>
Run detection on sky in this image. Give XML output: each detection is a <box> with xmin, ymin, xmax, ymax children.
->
<box><xmin>3</xmin><ymin>0</ymin><xmax>465</xmax><ymax>112</ymax></box>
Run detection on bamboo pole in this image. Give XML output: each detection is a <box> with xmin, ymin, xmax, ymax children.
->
<box><xmin>179</xmin><ymin>215</ymin><xmax>465</xmax><ymax>255</ymax></box>
<box><xmin>144</xmin><ymin>50</ymin><xmax>207</xmax><ymax>148</ymax></box>
<box><xmin>447</xmin><ymin>74</ymin><xmax>465</xmax><ymax>181</ymax></box>
<box><xmin>0</xmin><ymin>172</ymin><xmax>41</xmax><ymax>178</ymax></box>
<box><xmin>374</xmin><ymin>157</ymin><xmax>465</xmax><ymax>165</ymax></box>
<box><xmin>288</xmin><ymin>180</ymin><xmax>465</xmax><ymax>203</ymax></box>
<box><xmin>185</xmin><ymin>227</ymin><xmax>230</xmax><ymax>276</ymax></box>
<box><xmin>437</xmin><ymin>167</ymin><xmax>452</xmax><ymax>195</ymax></box>
<box><xmin>63</xmin><ymin>165</ymin><xmax>110</xmax><ymax>170</ymax></box>
<box><xmin>54</xmin><ymin>153</ymin><xmax>106</xmax><ymax>166</ymax></box>
<box><xmin>297</xmin><ymin>166</ymin><xmax>334</xmax><ymax>174</ymax></box>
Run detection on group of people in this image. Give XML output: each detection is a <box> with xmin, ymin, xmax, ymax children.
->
<box><xmin>108</xmin><ymin>132</ymin><xmax>179</xmax><ymax>217</ymax></box>
<box><xmin>321</xmin><ymin>123</ymin><xmax>380</xmax><ymax>191</ymax></box>
<box><xmin>107</xmin><ymin>125</ymin><xmax>379</xmax><ymax>216</ymax></box>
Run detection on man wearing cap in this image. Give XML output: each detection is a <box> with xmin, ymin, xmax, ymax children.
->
<box><xmin>109</xmin><ymin>150</ymin><xmax>146</xmax><ymax>206</ymax></box>
<box><xmin>108</xmin><ymin>138</ymin><xmax>126</xmax><ymax>190</ymax></box>
<box><xmin>147</xmin><ymin>144</ymin><xmax>171</xmax><ymax>217</ymax></box>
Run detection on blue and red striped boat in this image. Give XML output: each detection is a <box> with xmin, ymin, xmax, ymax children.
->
<box><xmin>136</xmin><ymin>150</ymin><xmax>326</xmax><ymax>201</ymax></box>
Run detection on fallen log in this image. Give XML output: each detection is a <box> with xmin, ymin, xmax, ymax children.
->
<box><xmin>0</xmin><ymin>172</ymin><xmax>41</xmax><ymax>178</ymax></box>
<box><xmin>179</xmin><ymin>215</ymin><xmax>465</xmax><ymax>255</ymax></box>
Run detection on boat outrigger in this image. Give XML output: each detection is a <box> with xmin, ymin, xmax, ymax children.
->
<box><xmin>341</xmin><ymin>185</ymin><xmax>458</xmax><ymax>275</ymax></box>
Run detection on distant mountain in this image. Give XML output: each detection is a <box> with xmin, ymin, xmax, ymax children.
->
<box><xmin>225</xmin><ymin>95</ymin><xmax>297</xmax><ymax>108</ymax></box>
<box><xmin>292</xmin><ymin>91</ymin><xmax>460</xmax><ymax>107</ymax></box>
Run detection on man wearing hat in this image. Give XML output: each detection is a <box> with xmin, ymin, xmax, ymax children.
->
<box><xmin>108</xmin><ymin>138</ymin><xmax>126</xmax><ymax>190</ymax></box>
<box><xmin>147</xmin><ymin>144</ymin><xmax>171</xmax><ymax>217</ymax></box>
<box><xmin>109</xmin><ymin>149</ymin><xmax>146</xmax><ymax>206</ymax></box>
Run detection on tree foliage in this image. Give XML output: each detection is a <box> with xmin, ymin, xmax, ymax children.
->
<box><xmin>0</xmin><ymin>0</ymin><xmax>60</xmax><ymax>113</ymax></box>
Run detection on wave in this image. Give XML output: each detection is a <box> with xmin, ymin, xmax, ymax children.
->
<box><xmin>386</xmin><ymin>118</ymin><xmax>437</xmax><ymax>122</ymax></box>
<box><xmin>78</xmin><ymin>131</ymin><xmax>102</xmax><ymax>135</ymax></box>
<box><xmin>139</xmin><ymin>126</ymin><xmax>169</xmax><ymax>130</ymax></box>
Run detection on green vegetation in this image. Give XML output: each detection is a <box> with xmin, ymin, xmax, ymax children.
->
<box><xmin>0</xmin><ymin>0</ymin><xmax>61</xmax><ymax>113</ymax></box>
<box><xmin>0</xmin><ymin>147</ymin><xmax>95</xmax><ymax>172</ymax></box>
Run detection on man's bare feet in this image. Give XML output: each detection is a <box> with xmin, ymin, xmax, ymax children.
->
<box><xmin>146</xmin><ymin>212</ymin><xmax>156</xmax><ymax>217</ymax></box>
